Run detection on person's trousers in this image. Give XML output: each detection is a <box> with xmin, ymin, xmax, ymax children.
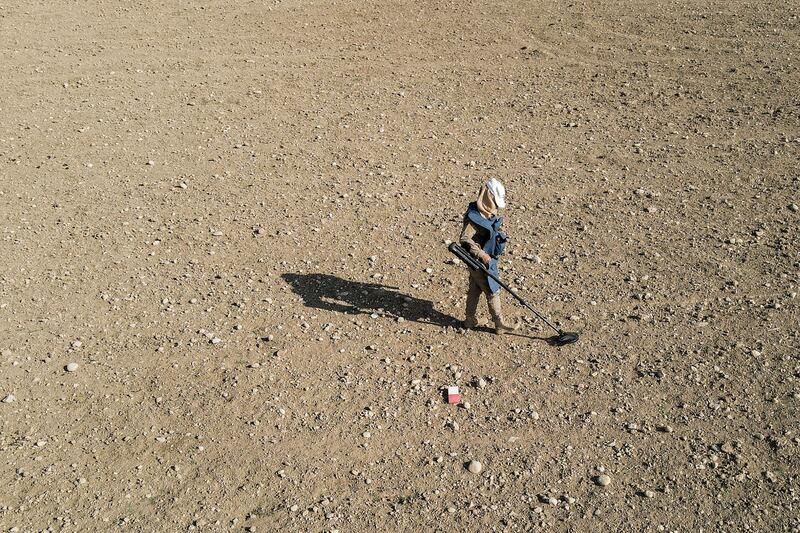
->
<box><xmin>465</xmin><ymin>269</ymin><xmax>502</xmax><ymax>322</ymax></box>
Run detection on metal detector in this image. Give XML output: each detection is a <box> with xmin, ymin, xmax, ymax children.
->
<box><xmin>448</xmin><ymin>242</ymin><xmax>579</xmax><ymax>346</ymax></box>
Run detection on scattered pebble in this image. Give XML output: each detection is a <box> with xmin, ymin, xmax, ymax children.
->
<box><xmin>595</xmin><ymin>474</ymin><xmax>611</xmax><ymax>487</ymax></box>
<box><xmin>65</xmin><ymin>362</ymin><xmax>79</xmax><ymax>372</ymax></box>
<box><xmin>3</xmin><ymin>394</ymin><xmax>15</xmax><ymax>403</ymax></box>
<box><xmin>468</xmin><ymin>460</ymin><xmax>483</xmax><ymax>474</ymax></box>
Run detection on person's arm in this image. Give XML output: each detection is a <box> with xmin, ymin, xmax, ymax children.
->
<box><xmin>460</xmin><ymin>221</ymin><xmax>491</xmax><ymax>265</ymax></box>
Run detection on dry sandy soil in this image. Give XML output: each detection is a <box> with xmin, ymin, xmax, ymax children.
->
<box><xmin>1</xmin><ymin>0</ymin><xmax>799</xmax><ymax>531</ymax></box>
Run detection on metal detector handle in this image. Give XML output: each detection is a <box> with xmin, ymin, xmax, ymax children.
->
<box><xmin>447</xmin><ymin>242</ymin><xmax>562</xmax><ymax>335</ymax></box>
<box><xmin>448</xmin><ymin>241</ymin><xmax>484</xmax><ymax>271</ymax></box>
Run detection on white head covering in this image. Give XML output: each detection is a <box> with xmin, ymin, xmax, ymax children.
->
<box><xmin>486</xmin><ymin>178</ymin><xmax>506</xmax><ymax>209</ymax></box>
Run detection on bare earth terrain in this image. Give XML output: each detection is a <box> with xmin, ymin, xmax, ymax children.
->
<box><xmin>1</xmin><ymin>0</ymin><xmax>799</xmax><ymax>531</ymax></box>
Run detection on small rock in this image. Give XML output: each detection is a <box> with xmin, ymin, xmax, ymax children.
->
<box><xmin>65</xmin><ymin>362</ymin><xmax>79</xmax><ymax>372</ymax></box>
<box><xmin>71</xmin><ymin>340</ymin><xmax>82</xmax><ymax>349</ymax></box>
<box><xmin>468</xmin><ymin>460</ymin><xmax>483</xmax><ymax>474</ymax></box>
<box><xmin>290</xmin><ymin>505</ymin><xmax>299</xmax><ymax>512</ymax></box>
<box><xmin>720</xmin><ymin>442</ymin><xmax>735</xmax><ymax>454</ymax></box>
<box><xmin>3</xmin><ymin>394</ymin><xmax>16</xmax><ymax>403</ymax></box>
<box><xmin>595</xmin><ymin>474</ymin><xmax>611</xmax><ymax>487</ymax></box>
<box><xmin>789</xmin><ymin>203</ymin><xmax>798</xmax><ymax>212</ymax></box>
<box><xmin>644</xmin><ymin>490</ymin><xmax>655</xmax><ymax>498</ymax></box>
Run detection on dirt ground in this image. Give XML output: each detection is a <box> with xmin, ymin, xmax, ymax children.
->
<box><xmin>1</xmin><ymin>0</ymin><xmax>798</xmax><ymax>531</ymax></box>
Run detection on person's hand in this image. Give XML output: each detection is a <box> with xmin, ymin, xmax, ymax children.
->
<box><xmin>480</xmin><ymin>253</ymin><xmax>491</xmax><ymax>266</ymax></box>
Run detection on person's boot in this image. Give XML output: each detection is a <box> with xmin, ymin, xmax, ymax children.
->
<box><xmin>493</xmin><ymin>317</ymin><xmax>519</xmax><ymax>335</ymax></box>
<box><xmin>463</xmin><ymin>316</ymin><xmax>486</xmax><ymax>329</ymax></box>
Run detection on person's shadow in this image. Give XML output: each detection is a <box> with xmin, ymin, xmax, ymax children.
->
<box><xmin>282</xmin><ymin>273</ymin><xmax>460</xmax><ymax>328</ymax></box>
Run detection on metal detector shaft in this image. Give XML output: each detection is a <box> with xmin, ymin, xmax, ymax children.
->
<box><xmin>448</xmin><ymin>242</ymin><xmax>562</xmax><ymax>335</ymax></box>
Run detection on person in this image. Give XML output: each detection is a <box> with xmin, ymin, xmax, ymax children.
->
<box><xmin>459</xmin><ymin>178</ymin><xmax>519</xmax><ymax>334</ymax></box>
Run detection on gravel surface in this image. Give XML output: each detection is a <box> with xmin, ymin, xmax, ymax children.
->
<box><xmin>1</xmin><ymin>0</ymin><xmax>798</xmax><ymax>531</ymax></box>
